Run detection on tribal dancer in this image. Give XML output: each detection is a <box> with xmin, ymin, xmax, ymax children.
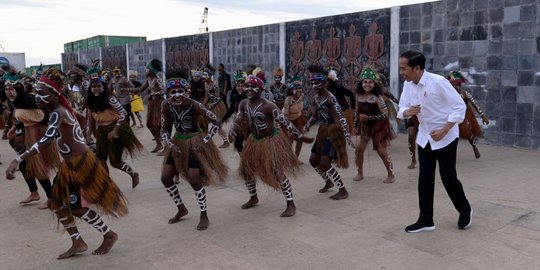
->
<box><xmin>229</xmin><ymin>75</ymin><xmax>313</xmax><ymax>217</ymax></box>
<box><xmin>326</xmin><ymin>69</ymin><xmax>356</xmax><ymax>132</ymax></box>
<box><xmin>67</xmin><ymin>64</ymin><xmax>89</xmax><ymax>110</ymax></box>
<box><xmin>305</xmin><ymin>65</ymin><xmax>355</xmax><ymax>200</ymax></box>
<box><xmin>270</xmin><ymin>67</ymin><xmax>287</xmax><ymax>110</ymax></box>
<box><xmin>353</xmin><ymin>67</ymin><xmax>396</xmax><ymax>183</ymax></box>
<box><xmin>4</xmin><ymin>72</ymin><xmax>60</xmax><ymax>208</ymax></box>
<box><xmin>5</xmin><ymin>68</ymin><xmax>128</xmax><ymax>259</ymax></box>
<box><xmin>86</xmin><ymin>67</ymin><xmax>143</xmax><ymax>189</ymax></box>
<box><xmin>160</xmin><ymin>69</ymin><xmax>228</xmax><ymax>230</ymax></box>
<box><xmin>282</xmin><ymin>76</ymin><xmax>308</xmax><ymax>163</ymax></box>
<box><xmin>448</xmin><ymin>71</ymin><xmax>489</xmax><ymax>159</ymax></box>
<box><xmin>126</xmin><ymin>59</ymin><xmax>165</xmax><ymax>153</ymax></box>
<box><xmin>222</xmin><ymin>70</ymin><xmax>248</xmax><ymax>153</ymax></box>
<box><xmin>202</xmin><ymin>66</ymin><xmax>229</xmax><ymax>148</ymax></box>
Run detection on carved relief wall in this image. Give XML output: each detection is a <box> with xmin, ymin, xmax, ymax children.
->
<box><xmin>101</xmin><ymin>46</ymin><xmax>127</xmax><ymax>76</ymax></box>
<box><xmin>165</xmin><ymin>34</ymin><xmax>209</xmax><ymax>71</ymax></box>
<box><xmin>286</xmin><ymin>9</ymin><xmax>391</xmax><ymax>92</ymax></box>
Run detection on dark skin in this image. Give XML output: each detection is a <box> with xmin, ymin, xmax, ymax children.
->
<box><xmin>5</xmin><ymin>85</ymin><xmax>117</xmax><ymax>259</ymax></box>
<box><xmin>229</xmin><ymin>82</ymin><xmax>313</xmax><ymax>217</ymax></box>
<box><xmin>86</xmin><ymin>81</ymin><xmax>139</xmax><ymax>188</ymax></box>
<box><xmin>353</xmin><ymin>79</ymin><xmax>395</xmax><ymax>183</ymax></box>
<box><xmin>160</xmin><ymin>87</ymin><xmax>220</xmax><ymax>230</ymax></box>
<box><xmin>304</xmin><ymin>80</ymin><xmax>355</xmax><ymax>200</ymax></box>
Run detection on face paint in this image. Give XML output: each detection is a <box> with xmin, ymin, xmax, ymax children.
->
<box><xmin>5</xmin><ymin>85</ymin><xmax>17</xmax><ymax>101</ymax></box>
<box><xmin>168</xmin><ymin>88</ymin><xmax>186</xmax><ymax>106</ymax></box>
<box><xmin>244</xmin><ymin>83</ymin><xmax>261</xmax><ymax>100</ymax></box>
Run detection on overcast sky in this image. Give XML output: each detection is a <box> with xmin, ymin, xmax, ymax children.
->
<box><xmin>1</xmin><ymin>0</ymin><xmax>435</xmax><ymax>66</ymax></box>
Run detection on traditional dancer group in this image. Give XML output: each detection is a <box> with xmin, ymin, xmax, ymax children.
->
<box><xmin>1</xmin><ymin>50</ymin><xmax>485</xmax><ymax>259</ymax></box>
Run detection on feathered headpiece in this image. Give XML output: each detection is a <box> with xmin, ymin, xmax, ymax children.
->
<box><xmin>447</xmin><ymin>71</ymin><xmax>466</xmax><ymax>84</ymax></box>
<box><xmin>273</xmin><ymin>67</ymin><xmax>283</xmax><ymax>77</ymax></box>
<box><xmin>203</xmin><ymin>64</ymin><xmax>215</xmax><ymax>77</ymax></box>
<box><xmin>233</xmin><ymin>70</ymin><xmax>247</xmax><ymax>82</ymax></box>
<box><xmin>191</xmin><ymin>69</ymin><xmax>203</xmax><ymax>77</ymax></box>
<box><xmin>327</xmin><ymin>69</ymin><xmax>339</xmax><ymax>81</ymax></box>
<box><xmin>112</xmin><ymin>66</ymin><xmax>121</xmax><ymax>72</ymax></box>
<box><xmin>4</xmin><ymin>72</ymin><xmax>22</xmax><ymax>86</ymax></box>
<box><xmin>38</xmin><ymin>68</ymin><xmax>65</xmax><ymax>95</ymax></box>
<box><xmin>252</xmin><ymin>67</ymin><xmax>266</xmax><ymax>84</ymax></box>
<box><xmin>288</xmin><ymin>76</ymin><xmax>303</xmax><ymax>89</ymax></box>
<box><xmin>146</xmin><ymin>59</ymin><xmax>163</xmax><ymax>75</ymax></box>
<box><xmin>165</xmin><ymin>68</ymin><xmax>189</xmax><ymax>90</ymax></box>
<box><xmin>39</xmin><ymin>68</ymin><xmax>76</xmax><ymax>116</ymax></box>
<box><xmin>308</xmin><ymin>64</ymin><xmax>326</xmax><ymax>83</ymax></box>
<box><xmin>246</xmin><ymin>75</ymin><xmax>264</xmax><ymax>90</ymax></box>
<box><xmin>69</xmin><ymin>64</ymin><xmax>87</xmax><ymax>78</ymax></box>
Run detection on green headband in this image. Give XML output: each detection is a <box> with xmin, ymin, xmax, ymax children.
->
<box><xmin>360</xmin><ymin>67</ymin><xmax>378</xmax><ymax>81</ymax></box>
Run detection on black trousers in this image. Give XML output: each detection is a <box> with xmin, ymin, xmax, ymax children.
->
<box><xmin>417</xmin><ymin>139</ymin><xmax>470</xmax><ymax>224</ymax></box>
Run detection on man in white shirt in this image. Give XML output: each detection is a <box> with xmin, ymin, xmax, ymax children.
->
<box><xmin>397</xmin><ymin>50</ymin><xmax>472</xmax><ymax>233</ymax></box>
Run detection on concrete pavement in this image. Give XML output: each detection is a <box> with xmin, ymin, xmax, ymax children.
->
<box><xmin>1</xmin><ymin>123</ymin><xmax>540</xmax><ymax>270</ymax></box>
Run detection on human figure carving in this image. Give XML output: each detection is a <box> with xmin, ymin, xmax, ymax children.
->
<box><xmin>364</xmin><ymin>22</ymin><xmax>385</xmax><ymax>71</ymax></box>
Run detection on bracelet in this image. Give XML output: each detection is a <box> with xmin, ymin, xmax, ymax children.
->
<box><xmin>15</xmin><ymin>155</ymin><xmax>23</xmax><ymax>163</ymax></box>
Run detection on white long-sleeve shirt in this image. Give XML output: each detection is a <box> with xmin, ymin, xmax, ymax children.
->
<box><xmin>397</xmin><ymin>70</ymin><xmax>466</xmax><ymax>150</ymax></box>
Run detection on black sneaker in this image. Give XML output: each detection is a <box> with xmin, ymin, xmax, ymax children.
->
<box><xmin>458</xmin><ymin>208</ymin><xmax>473</xmax><ymax>230</ymax></box>
<box><xmin>405</xmin><ymin>222</ymin><xmax>436</xmax><ymax>233</ymax></box>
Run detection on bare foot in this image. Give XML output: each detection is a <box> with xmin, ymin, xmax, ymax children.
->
<box><xmin>353</xmin><ymin>174</ymin><xmax>364</xmax><ymax>181</ymax></box>
<box><xmin>241</xmin><ymin>196</ymin><xmax>259</xmax><ymax>209</ymax></box>
<box><xmin>131</xmin><ymin>172</ymin><xmax>140</xmax><ymax>189</ymax></box>
<box><xmin>383</xmin><ymin>175</ymin><xmax>396</xmax><ymax>183</ymax></box>
<box><xmin>318</xmin><ymin>180</ymin><xmax>334</xmax><ymax>193</ymax></box>
<box><xmin>168</xmin><ymin>204</ymin><xmax>189</xmax><ymax>224</ymax></box>
<box><xmin>329</xmin><ymin>189</ymin><xmax>348</xmax><ymax>200</ymax></box>
<box><xmin>57</xmin><ymin>238</ymin><xmax>88</xmax><ymax>259</ymax></box>
<box><xmin>138</xmin><ymin>124</ymin><xmax>144</xmax><ymax>128</ymax></box>
<box><xmin>197</xmin><ymin>212</ymin><xmax>209</xmax><ymax>231</ymax></box>
<box><xmin>156</xmin><ymin>149</ymin><xmax>166</xmax><ymax>156</ymax></box>
<box><xmin>150</xmin><ymin>145</ymin><xmax>163</xmax><ymax>153</ymax></box>
<box><xmin>407</xmin><ymin>162</ymin><xmax>416</xmax><ymax>169</ymax></box>
<box><xmin>280</xmin><ymin>202</ymin><xmax>296</xmax><ymax>217</ymax></box>
<box><xmin>37</xmin><ymin>202</ymin><xmax>49</xmax><ymax>209</ymax></box>
<box><xmin>20</xmin><ymin>194</ymin><xmax>40</xmax><ymax>204</ymax></box>
<box><xmin>92</xmin><ymin>231</ymin><xmax>118</xmax><ymax>255</ymax></box>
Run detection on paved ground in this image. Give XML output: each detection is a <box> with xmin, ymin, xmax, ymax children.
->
<box><xmin>1</xmin><ymin>122</ymin><xmax>540</xmax><ymax>270</ymax></box>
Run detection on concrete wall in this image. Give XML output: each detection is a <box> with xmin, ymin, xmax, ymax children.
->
<box><xmin>399</xmin><ymin>0</ymin><xmax>540</xmax><ymax>148</ymax></box>
<box><xmin>61</xmin><ymin>0</ymin><xmax>540</xmax><ymax>149</ymax></box>
<box><xmin>212</xmin><ymin>24</ymin><xmax>281</xmax><ymax>81</ymax></box>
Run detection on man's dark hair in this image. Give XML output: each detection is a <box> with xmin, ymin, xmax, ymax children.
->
<box><xmin>400</xmin><ymin>50</ymin><xmax>426</xmax><ymax>70</ymax></box>
<box><xmin>219</xmin><ymin>63</ymin><xmax>225</xmax><ymax>69</ymax></box>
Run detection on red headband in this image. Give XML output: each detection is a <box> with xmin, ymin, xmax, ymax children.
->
<box><xmin>38</xmin><ymin>77</ymin><xmax>62</xmax><ymax>94</ymax></box>
<box><xmin>246</xmin><ymin>75</ymin><xmax>264</xmax><ymax>90</ymax></box>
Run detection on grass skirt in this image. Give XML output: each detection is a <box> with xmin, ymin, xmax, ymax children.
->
<box><xmin>357</xmin><ymin>118</ymin><xmax>395</xmax><ymax>150</ymax></box>
<box><xmin>314</xmin><ymin>124</ymin><xmax>349</xmax><ymax>168</ymax></box>
<box><xmin>51</xmin><ymin>150</ymin><xmax>128</xmax><ymax>218</ymax></box>
<box><xmin>147</xmin><ymin>96</ymin><xmax>164</xmax><ymax>134</ymax></box>
<box><xmin>209</xmin><ymin>101</ymin><xmax>227</xmax><ymax>120</ymax></box>
<box><xmin>24</xmin><ymin>123</ymin><xmax>61</xmax><ymax>179</ymax></box>
<box><xmin>96</xmin><ymin>123</ymin><xmax>144</xmax><ymax>162</ymax></box>
<box><xmin>165</xmin><ymin>131</ymin><xmax>228</xmax><ymax>186</ymax></box>
<box><xmin>459</xmin><ymin>104</ymin><xmax>483</xmax><ymax>139</ymax></box>
<box><xmin>239</xmin><ymin>129</ymin><xmax>300</xmax><ymax>190</ymax></box>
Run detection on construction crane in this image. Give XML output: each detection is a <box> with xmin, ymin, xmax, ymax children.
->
<box><xmin>0</xmin><ymin>43</ymin><xmax>5</xmax><ymax>52</ymax></box>
<box><xmin>199</xmin><ymin>7</ymin><xmax>209</xmax><ymax>33</ymax></box>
